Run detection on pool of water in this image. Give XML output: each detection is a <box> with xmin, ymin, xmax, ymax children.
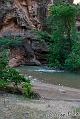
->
<box><xmin>17</xmin><ymin>66</ymin><xmax>80</xmax><ymax>89</ymax></box>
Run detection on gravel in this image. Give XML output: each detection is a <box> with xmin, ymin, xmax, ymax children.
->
<box><xmin>0</xmin><ymin>92</ymin><xmax>80</xmax><ymax>119</ymax></box>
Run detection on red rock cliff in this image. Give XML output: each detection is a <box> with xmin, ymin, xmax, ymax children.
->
<box><xmin>0</xmin><ymin>0</ymin><xmax>73</xmax><ymax>67</ymax></box>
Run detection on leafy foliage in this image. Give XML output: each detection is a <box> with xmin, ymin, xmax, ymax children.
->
<box><xmin>23</xmin><ymin>82</ymin><xmax>32</xmax><ymax>98</ymax></box>
<box><xmin>65</xmin><ymin>39</ymin><xmax>80</xmax><ymax>71</ymax></box>
<box><xmin>37</xmin><ymin>3</ymin><xmax>80</xmax><ymax>71</ymax></box>
<box><xmin>3</xmin><ymin>68</ymin><xmax>27</xmax><ymax>86</ymax></box>
<box><xmin>0</xmin><ymin>37</ymin><xmax>23</xmax><ymax>48</ymax></box>
<box><xmin>0</xmin><ymin>80</ymin><xmax>8</xmax><ymax>89</ymax></box>
<box><xmin>0</xmin><ymin>49</ymin><xmax>9</xmax><ymax>71</ymax></box>
<box><xmin>0</xmin><ymin>49</ymin><xmax>28</xmax><ymax>85</ymax></box>
<box><xmin>0</xmin><ymin>37</ymin><xmax>32</xmax><ymax>97</ymax></box>
<box><xmin>47</xmin><ymin>4</ymin><xmax>77</xmax><ymax>68</ymax></box>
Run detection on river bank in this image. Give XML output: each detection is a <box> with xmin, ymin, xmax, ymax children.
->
<box><xmin>32</xmin><ymin>82</ymin><xmax>80</xmax><ymax>101</ymax></box>
<box><xmin>0</xmin><ymin>91</ymin><xmax>80</xmax><ymax>119</ymax></box>
<box><xmin>0</xmin><ymin>81</ymin><xmax>80</xmax><ymax>119</ymax></box>
<box><xmin>0</xmin><ymin>66</ymin><xmax>80</xmax><ymax>119</ymax></box>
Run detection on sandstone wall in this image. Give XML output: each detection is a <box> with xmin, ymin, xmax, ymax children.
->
<box><xmin>0</xmin><ymin>0</ymin><xmax>73</xmax><ymax>67</ymax></box>
<box><xmin>0</xmin><ymin>0</ymin><xmax>50</xmax><ymax>67</ymax></box>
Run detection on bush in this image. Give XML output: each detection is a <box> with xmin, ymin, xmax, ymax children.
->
<box><xmin>0</xmin><ymin>80</ymin><xmax>8</xmax><ymax>89</ymax></box>
<box><xmin>65</xmin><ymin>40</ymin><xmax>80</xmax><ymax>71</ymax></box>
<box><xmin>0</xmin><ymin>63</ymin><xmax>32</xmax><ymax>97</ymax></box>
<box><xmin>0</xmin><ymin>37</ymin><xmax>32</xmax><ymax>98</ymax></box>
<box><xmin>22</xmin><ymin>82</ymin><xmax>32</xmax><ymax>98</ymax></box>
<box><xmin>0</xmin><ymin>37</ymin><xmax>22</xmax><ymax>48</ymax></box>
<box><xmin>0</xmin><ymin>49</ymin><xmax>28</xmax><ymax>86</ymax></box>
<box><xmin>0</xmin><ymin>49</ymin><xmax>9</xmax><ymax>70</ymax></box>
<box><xmin>4</xmin><ymin>68</ymin><xmax>27</xmax><ymax>86</ymax></box>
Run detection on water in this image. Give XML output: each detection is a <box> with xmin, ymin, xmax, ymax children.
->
<box><xmin>17</xmin><ymin>66</ymin><xmax>80</xmax><ymax>89</ymax></box>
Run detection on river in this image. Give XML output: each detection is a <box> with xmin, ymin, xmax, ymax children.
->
<box><xmin>17</xmin><ymin>66</ymin><xmax>80</xmax><ymax>89</ymax></box>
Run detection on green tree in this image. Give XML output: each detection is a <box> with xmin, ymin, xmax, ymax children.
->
<box><xmin>65</xmin><ymin>37</ymin><xmax>80</xmax><ymax>71</ymax></box>
<box><xmin>47</xmin><ymin>3</ymin><xmax>77</xmax><ymax>68</ymax></box>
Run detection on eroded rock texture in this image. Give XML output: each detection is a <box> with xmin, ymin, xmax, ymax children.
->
<box><xmin>53</xmin><ymin>0</ymin><xmax>73</xmax><ymax>4</ymax></box>
<box><xmin>0</xmin><ymin>0</ymin><xmax>50</xmax><ymax>67</ymax></box>
<box><xmin>0</xmin><ymin>0</ymin><xmax>73</xmax><ymax>67</ymax></box>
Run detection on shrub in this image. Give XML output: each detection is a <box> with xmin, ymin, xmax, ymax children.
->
<box><xmin>65</xmin><ymin>40</ymin><xmax>80</xmax><ymax>71</ymax></box>
<box><xmin>0</xmin><ymin>80</ymin><xmax>8</xmax><ymax>89</ymax></box>
<box><xmin>4</xmin><ymin>68</ymin><xmax>27</xmax><ymax>86</ymax></box>
<box><xmin>0</xmin><ymin>49</ymin><xmax>9</xmax><ymax>71</ymax></box>
<box><xmin>0</xmin><ymin>37</ymin><xmax>22</xmax><ymax>48</ymax></box>
<box><xmin>22</xmin><ymin>82</ymin><xmax>32</xmax><ymax>98</ymax></box>
<box><xmin>0</xmin><ymin>37</ymin><xmax>32</xmax><ymax>98</ymax></box>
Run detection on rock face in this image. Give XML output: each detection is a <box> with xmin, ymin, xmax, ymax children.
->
<box><xmin>0</xmin><ymin>0</ymin><xmax>50</xmax><ymax>67</ymax></box>
<box><xmin>53</xmin><ymin>0</ymin><xmax>73</xmax><ymax>4</ymax></box>
<box><xmin>0</xmin><ymin>0</ymin><xmax>73</xmax><ymax>67</ymax></box>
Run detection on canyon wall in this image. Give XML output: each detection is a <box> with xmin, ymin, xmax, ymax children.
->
<box><xmin>0</xmin><ymin>0</ymin><xmax>50</xmax><ymax>67</ymax></box>
<box><xmin>0</xmin><ymin>0</ymin><xmax>73</xmax><ymax>67</ymax></box>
